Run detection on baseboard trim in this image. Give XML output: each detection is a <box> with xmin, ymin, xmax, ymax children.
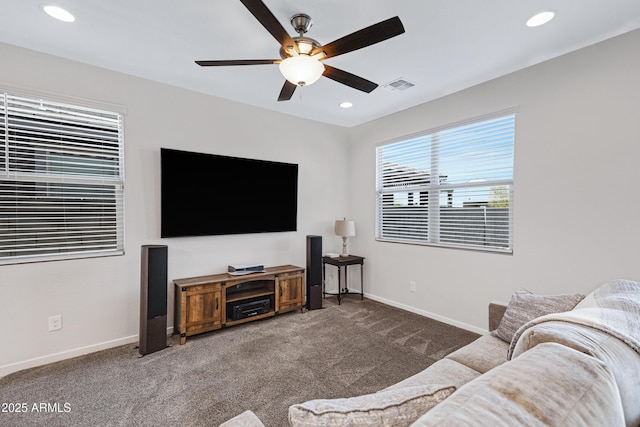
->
<box><xmin>364</xmin><ymin>293</ymin><xmax>488</xmax><ymax>335</ymax></box>
<box><xmin>0</xmin><ymin>335</ymin><xmax>137</xmax><ymax>379</ymax></box>
<box><xmin>0</xmin><ymin>326</ymin><xmax>175</xmax><ymax>379</ymax></box>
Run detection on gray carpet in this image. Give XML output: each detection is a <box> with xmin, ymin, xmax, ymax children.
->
<box><xmin>0</xmin><ymin>297</ymin><xmax>479</xmax><ymax>426</ymax></box>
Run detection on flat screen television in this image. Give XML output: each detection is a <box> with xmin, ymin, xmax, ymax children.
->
<box><xmin>160</xmin><ymin>148</ymin><xmax>298</xmax><ymax>238</ymax></box>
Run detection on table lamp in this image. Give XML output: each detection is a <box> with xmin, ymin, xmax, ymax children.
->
<box><xmin>334</xmin><ymin>218</ymin><xmax>356</xmax><ymax>257</ymax></box>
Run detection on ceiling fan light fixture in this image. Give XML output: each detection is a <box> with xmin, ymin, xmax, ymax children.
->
<box><xmin>279</xmin><ymin>55</ymin><xmax>325</xmax><ymax>86</ymax></box>
<box><xmin>296</xmin><ymin>40</ymin><xmax>314</xmax><ymax>55</ymax></box>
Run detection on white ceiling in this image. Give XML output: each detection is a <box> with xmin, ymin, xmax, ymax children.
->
<box><xmin>2</xmin><ymin>0</ymin><xmax>640</xmax><ymax>127</ymax></box>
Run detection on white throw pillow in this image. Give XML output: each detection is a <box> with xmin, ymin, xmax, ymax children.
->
<box><xmin>288</xmin><ymin>384</ymin><xmax>455</xmax><ymax>427</ymax></box>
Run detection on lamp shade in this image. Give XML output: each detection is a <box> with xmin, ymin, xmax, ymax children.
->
<box><xmin>279</xmin><ymin>55</ymin><xmax>325</xmax><ymax>86</ymax></box>
<box><xmin>334</xmin><ymin>219</ymin><xmax>356</xmax><ymax>237</ymax></box>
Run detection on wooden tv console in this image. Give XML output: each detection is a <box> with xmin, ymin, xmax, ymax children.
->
<box><xmin>173</xmin><ymin>265</ymin><xmax>305</xmax><ymax>345</ymax></box>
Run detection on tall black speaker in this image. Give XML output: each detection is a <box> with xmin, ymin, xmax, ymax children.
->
<box><xmin>139</xmin><ymin>244</ymin><xmax>168</xmax><ymax>356</ymax></box>
<box><xmin>306</xmin><ymin>235</ymin><xmax>323</xmax><ymax>310</ymax></box>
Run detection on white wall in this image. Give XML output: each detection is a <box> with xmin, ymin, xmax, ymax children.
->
<box><xmin>347</xmin><ymin>29</ymin><xmax>640</xmax><ymax>332</ymax></box>
<box><xmin>0</xmin><ymin>43</ymin><xmax>349</xmax><ymax>376</ymax></box>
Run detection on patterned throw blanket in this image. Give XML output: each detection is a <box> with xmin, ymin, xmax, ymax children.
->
<box><xmin>508</xmin><ymin>279</ymin><xmax>640</xmax><ymax>359</ymax></box>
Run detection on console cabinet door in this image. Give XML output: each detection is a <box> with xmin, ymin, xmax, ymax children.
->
<box><xmin>185</xmin><ymin>284</ymin><xmax>222</xmax><ymax>335</ymax></box>
<box><xmin>277</xmin><ymin>272</ymin><xmax>304</xmax><ymax>313</ymax></box>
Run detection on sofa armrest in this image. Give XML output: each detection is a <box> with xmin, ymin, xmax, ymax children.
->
<box><xmin>488</xmin><ymin>302</ymin><xmax>507</xmax><ymax>332</ymax></box>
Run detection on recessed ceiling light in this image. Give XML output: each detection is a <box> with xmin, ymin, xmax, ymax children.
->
<box><xmin>526</xmin><ymin>11</ymin><xmax>555</xmax><ymax>27</ymax></box>
<box><xmin>42</xmin><ymin>5</ymin><xmax>75</xmax><ymax>22</ymax></box>
<box><xmin>339</xmin><ymin>101</ymin><xmax>353</xmax><ymax>109</ymax></box>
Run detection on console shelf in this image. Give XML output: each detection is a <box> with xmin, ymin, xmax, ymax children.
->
<box><xmin>226</xmin><ymin>279</ymin><xmax>275</xmax><ymax>303</ymax></box>
<box><xmin>174</xmin><ymin>265</ymin><xmax>305</xmax><ymax>345</ymax></box>
<box><xmin>226</xmin><ymin>290</ymin><xmax>274</xmax><ymax>303</ymax></box>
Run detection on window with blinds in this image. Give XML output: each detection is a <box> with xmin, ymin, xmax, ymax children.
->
<box><xmin>0</xmin><ymin>92</ymin><xmax>124</xmax><ymax>264</ymax></box>
<box><xmin>376</xmin><ymin>111</ymin><xmax>515</xmax><ymax>253</ymax></box>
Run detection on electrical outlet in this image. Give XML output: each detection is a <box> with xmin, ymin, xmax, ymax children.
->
<box><xmin>409</xmin><ymin>281</ymin><xmax>416</xmax><ymax>292</ymax></box>
<box><xmin>48</xmin><ymin>315</ymin><xmax>62</xmax><ymax>331</ymax></box>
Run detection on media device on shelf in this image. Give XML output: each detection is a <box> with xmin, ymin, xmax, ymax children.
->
<box><xmin>160</xmin><ymin>148</ymin><xmax>298</xmax><ymax>238</ymax></box>
<box><xmin>228</xmin><ymin>263</ymin><xmax>265</xmax><ymax>275</ymax></box>
<box><xmin>227</xmin><ymin>297</ymin><xmax>271</xmax><ymax>320</ymax></box>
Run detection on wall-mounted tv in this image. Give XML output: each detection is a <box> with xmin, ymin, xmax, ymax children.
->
<box><xmin>160</xmin><ymin>148</ymin><xmax>298</xmax><ymax>238</ymax></box>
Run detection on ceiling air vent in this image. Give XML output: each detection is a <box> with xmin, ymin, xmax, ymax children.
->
<box><xmin>383</xmin><ymin>78</ymin><xmax>415</xmax><ymax>92</ymax></box>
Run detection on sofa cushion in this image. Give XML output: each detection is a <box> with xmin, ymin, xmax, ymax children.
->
<box><xmin>493</xmin><ymin>289</ymin><xmax>583</xmax><ymax>343</ymax></box>
<box><xmin>411</xmin><ymin>342</ymin><xmax>625</xmax><ymax>427</ymax></box>
<box><xmin>383</xmin><ymin>358</ymin><xmax>480</xmax><ymax>391</ymax></box>
<box><xmin>288</xmin><ymin>384</ymin><xmax>455</xmax><ymax>427</ymax></box>
<box><xmin>445</xmin><ymin>334</ymin><xmax>508</xmax><ymax>374</ymax></box>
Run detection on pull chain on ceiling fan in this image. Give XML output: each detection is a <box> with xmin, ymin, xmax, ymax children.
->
<box><xmin>195</xmin><ymin>0</ymin><xmax>405</xmax><ymax>101</ymax></box>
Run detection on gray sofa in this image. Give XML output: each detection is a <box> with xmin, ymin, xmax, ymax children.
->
<box><xmin>222</xmin><ymin>279</ymin><xmax>640</xmax><ymax>427</ymax></box>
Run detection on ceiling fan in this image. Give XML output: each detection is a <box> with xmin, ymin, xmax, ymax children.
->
<box><xmin>195</xmin><ymin>0</ymin><xmax>405</xmax><ymax>101</ymax></box>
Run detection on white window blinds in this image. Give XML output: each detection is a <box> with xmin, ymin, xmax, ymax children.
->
<box><xmin>0</xmin><ymin>93</ymin><xmax>125</xmax><ymax>264</ymax></box>
<box><xmin>376</xmin><ymin>112</ymin><xmax>515</xmax><ymax>252</ymax></box>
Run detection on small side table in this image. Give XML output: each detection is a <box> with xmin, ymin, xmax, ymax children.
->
<box><xmin>322</xmin><ymin>255</ymin><xmax>365</xmax><ymax>305</ymax></box>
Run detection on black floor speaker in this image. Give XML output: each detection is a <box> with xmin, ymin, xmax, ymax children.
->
<box><xmin>139</xmin><ymin>245</ymin><xmax>168</xmax><ymax>356</ymax></box>
<box><xmin>306</xmin><ymin>235</ymin><xmax>323</xmax><ymax>310</ymax></box>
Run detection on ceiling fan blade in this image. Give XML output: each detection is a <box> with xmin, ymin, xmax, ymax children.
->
<box><xmin>322</xmin><ymin>65</ymin><xmax>378</xmax><ymax>93</ymax></box>
<box><xmin>312</xmin><ymin>16</ymin><xmax>404</xmax><ymax>59</ymax></box>
<box><xmin>278</xmin><ymin>80</ymin><xmax>297</xmax><ymax>101</ymax></box>
<box><xmin>239</xmin><ymin>0</ymin><xmax>297</xmax><ymax>52</ymax></box>
<box><xmin>195</xmin><ymin>59</ymin><xmax>279</xmax><ymax>66</ymax></box>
